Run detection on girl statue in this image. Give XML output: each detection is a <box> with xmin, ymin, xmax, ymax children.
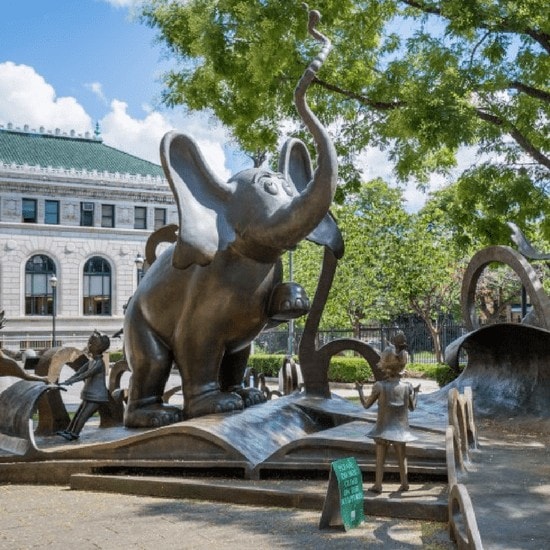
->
<box><xmin>356</xmin><ymin>331</ymin><xmax>420</xmax><ymax>492</ymax></box>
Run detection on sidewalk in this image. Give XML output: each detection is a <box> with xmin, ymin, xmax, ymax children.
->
<box><xmin>0</xmin><ymin>484</ymin><xmax>454</xmax><ymax>549</ymax></box>
<box><xmin>0</xmin><ymin>373</ymin><xmax>455</xmax><ymax>548</ymax></box>
<box><xmin>460</xmin><ymin>420</ymin><xmax>550</xmax><ymax>550</ymax></box>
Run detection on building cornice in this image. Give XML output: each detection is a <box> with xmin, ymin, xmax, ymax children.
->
<box><xmin>0</xmin><ymin>165</ymin><xmax>174</xmax><ymax>204</ymax></box>
<box><xmin>0</xmin><ymin>162</ymin><xmax>168</xmax><ymax>189</ymax></box>
<box><xmin>0</xmin><ymin>221</ymin><xmax>153</xmax><ymax>238</ymax></box>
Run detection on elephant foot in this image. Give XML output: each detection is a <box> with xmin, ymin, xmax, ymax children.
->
<box><xmin>235</xmin><ymin>387</ymin><xmax>267</xmax><ymax>408</ymax></box>
<box><xmin>267</xmin><ymin>282</ymin><xmax>310</xmax><ymax>321</ymax></box>
<box><xmin>185</xmin><ymin>391</ymin><xmax>244</xmax><ymax>418</ymax></box>
<box><xmin>124</xmin><ymin>399</ymin><xmax>183</xmax><ymax>428</ymax></box>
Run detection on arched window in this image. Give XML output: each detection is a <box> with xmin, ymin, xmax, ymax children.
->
<box><xmin>83</xmin><ymin>256</ymin><xmax>111</xmax><ymax>315</ymax></box>
<box><xmin>25</xmin><ymin>254</ymin><xmax>56</xmax><ymax>315</ymax></box>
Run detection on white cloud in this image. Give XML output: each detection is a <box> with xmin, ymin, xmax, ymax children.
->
<box><xmin>100</xmin><ymin>100</ymin><xmax>232</xmax><ymax>178</ymax></box>
<box><xmin>0</xmin><ymin>61</ymin><xmax>233</xmax><ymax>179</ymax></box>
<box><xmin>0</xmin><ymin>62</ymin><xmax>92</xmax><ymax>133</ymax></box>
<box><xmin>85</xmin><ymin>81</ymin><xmax>108</xmax><ymax>104</ymax></box>
<box><xmin>99</xmin><ymin>0</ymin><xmax>142</xmax><ymax>8</ymax></box>
<box><xmin>358</xmin><ymin>146</ymin><xmax>395</xmax><ymax>183</ymax></box>
<box><xmin>355</xmin><ymin>146</ymin><xmax>428</xmax><ymax>212</ymax></box>
<box><xmin>356</xmin><ymin>143</ymin><xmax>485</xmax><ymax>212</ymax></box>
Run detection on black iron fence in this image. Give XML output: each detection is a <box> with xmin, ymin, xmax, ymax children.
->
<box><xmin>254</xmin><ymin>320</ymin><xmax>467</xmax><ymax>364</ymax></box>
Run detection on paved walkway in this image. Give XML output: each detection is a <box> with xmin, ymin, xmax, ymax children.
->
<box><xmin>460</xmin><ymin>420</ymin><xmax>550</xmax><ymax>550</ymax></box>
<box><xmin>0</xmin><ymin>484</ymin><xmax>454</xmax><ymax>550</ymax></box>
<box><xmin>0</xmin><ymin>376</ymin><xmax>453</xmax><ymax>549</ymax></box>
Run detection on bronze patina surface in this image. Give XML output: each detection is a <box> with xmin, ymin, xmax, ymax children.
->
<box><xmin>122</xmin><ymin>9</ymin><xmax>341</xmax><ymax>428</ymax></box>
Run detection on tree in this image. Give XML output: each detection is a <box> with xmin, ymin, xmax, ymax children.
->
<box><xmin>289</xmin><ymin>179</ymin><xmax>465</xmax><ymax>363</ymax></box>
<box><xmin>472</xmin><ymin>264</ymin><xmax>527</xmax><ymax>324</ymax></box>
<box><xmin>142</xmin><ymin>0</ymin><xmax>549</xmax><ymax>208</ymax></box>
<box><xmin>393</xmin><ymin>207</ymin><xmax>465</xmax><ymax>362</ymax></box>
<box><xmin>426</xmin><ymin>165</ymin><xmax>550</xmax><ymax>251</ymax></box>
<box><xmin>291</xmin><ymin>178</ymin><xmax>410</xmax><ymax>333</ymax></box>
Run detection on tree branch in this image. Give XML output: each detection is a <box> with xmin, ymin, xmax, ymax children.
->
<box><xmin>400</xmin><ymin>0</ymin><xmax>440</xmax><ymax>16</ymax></box>
<box><xmin>525</xmin><ymin>29</ymin><xmax>550</xmax><ymax>55</ymax></box>
<box><xmin>399</xmin><ymin>0</ymin><xmax>550</xmax><ymax>54</ymax></box>
<box><xmin>509</xmin><ymin>81</ymin><xmax>550</xmax><ymax>103</ymax></box>
<box><xmin>312</xmin><ymin>73</ymin><xmax>549</xmax><ymax>170</ymax></box>
<box><xmin>475</xmin><ymin>108</ymin><xmax>550</xmax><ymax>169</ymax></box>
<box><xmin>312</xmin><ymin>77</ymin><xmax>404</xmax><ymax>110</ymax></box>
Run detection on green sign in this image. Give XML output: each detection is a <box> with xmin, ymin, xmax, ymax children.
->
<box><xmin>319</xmin><ymin>457</ymin><xmax>365</xmax><ymax>531</ymax></box>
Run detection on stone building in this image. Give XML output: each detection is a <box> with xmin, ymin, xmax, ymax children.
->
<box><xmin>0</xmin><ymin>123</ymin><xmax>177</xmax><ymax>351</ymax></box>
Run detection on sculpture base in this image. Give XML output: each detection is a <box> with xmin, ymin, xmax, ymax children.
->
<box><xmin>0</xmin><ymin>392</ymin><xmax>446</xmax><ymax>482</ymax></box>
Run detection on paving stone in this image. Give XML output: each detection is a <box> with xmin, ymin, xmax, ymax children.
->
<box><xmin>0</xmin><ymin>485</ymin><xmax>454</xmax><ymax>549</ymax></box>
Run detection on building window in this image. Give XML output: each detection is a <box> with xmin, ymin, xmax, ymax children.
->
<box><xmin>45</xmin><ymin>200</ymin><xmax>60</xmax><ymax>224</ymax></box>
<box><xmin>134</xmin><ymin>206</ymin><xmax>147</xmax><ymax>229</ymax></box>
<box><xmin>154</xmin><ymin>208</ymin><xmax>166</xmax><ymax>230</ymax></box>
<box><xmin>80</xmin><ymin>202</ymin><xmax>95</xmax><ymax>226</ymax></box>
<box><xmin>25</xmin><ymin>255</ymin><xmax>56</xmax><ymax>315</ymax></box>
<box><xmin>83</xmin><ymin>256</ymin><xmax>111</xmax><ymax>315</ymax></box>
<box><xmin>101</xmin><ymin>204</ymin><xmax>115</xmax><ymax>228</ymax></box>
<box><xmin>22</xmin><ymin>198</ymin><xmax>37</xmax><ymax>223</ymax></box>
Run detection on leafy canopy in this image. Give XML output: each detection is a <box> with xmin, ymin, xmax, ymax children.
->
<box><xmin>290</xmin><ymin>179</ymin><xmax>464</xmax><ymax>348</ymax></box>
<box><xmin>142</xmin><ymin>0</ymin><xmax>549</xmax><ymax>204</ymax></box>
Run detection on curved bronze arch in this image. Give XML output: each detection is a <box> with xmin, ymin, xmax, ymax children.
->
<box><xmin>461</xmin><ymin>245</ymin><xmax>550</xmax><ymax>331</ymax></box>
<box><xmin>299</xmin><ymin>247</ymin><xmax>382</xmax><ymax>397</ymax></box>
<box><xmin>145</xmin><ymin>223</ymin><xmax>178</xmax><ymax>266</ymax></box>
<box><xmin>0</xmin><ymin>380</ymin><xmax>66</xmax><ymax>455</ymax></box>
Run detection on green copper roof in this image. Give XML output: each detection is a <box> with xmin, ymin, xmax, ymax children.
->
<box><xmin>0</xmin><ymin>128</ymin><xmax>164</xmax><ymax>178</ymax></box>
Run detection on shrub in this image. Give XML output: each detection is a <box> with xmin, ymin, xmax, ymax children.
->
<box><xmin>407</xmin><ymin>362</ymin><xmax>459</xmax><ymax>387</ymax></box>
<box><xmin>434</xmin><ymin>364</ymin><xmax>460</xmax><ymax>387</ymax></box>
<box><xmin>248</xmin><ymin>354</ymin><xmax>373</xmax><ymax>382</ymax></box>
<box><xmin>247</xmin><ymin>354</ymin><xmax>287</xmax><ymax>377</ymax></box>
<box><xmin>109</xmin><ymin>350</ymin><xmax>124</xmax><ymax>363</ymax></box>
<box><xmin>328</xmin><ymin>357</ymin><xmax>373</xmax><ymax>383</ymax></box>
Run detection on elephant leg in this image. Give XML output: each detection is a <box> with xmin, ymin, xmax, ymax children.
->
<box><xmin>124</xmin><ymin>315</ymin><xmax>182</xmax><ymax>428</ymax></box>
<box><xmin>219</xmin><ymin>346</ymin><xmax>267</xmax><ymax>408</ymax></box>
<box><xmin>175</xmin><ymin>340</ymin><xmax>244</xmax><ymax>419</ymax></box>
<box><xmin>267</xmin><ymin>282</ymin><xmax>310</xmax><ymax>321</ymax></box>
<box><xmin>220</xmin><ymin>346</ymin><xmax>267</xmax><ymax>407</ymax></box>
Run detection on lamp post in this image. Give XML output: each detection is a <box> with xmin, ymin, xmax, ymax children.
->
<box><xmin>135</xmin><ymin>253</ymin><xmax>144</xmax><ymax>285</ymax></box>
<box><xmin>50</xmin><ymin>274</ymin><xmax>57</xmax><ymax>347</ymax></box>
<box><xmin>287</xmin><ymin>251</ymin><xmax>294</xmax><ymax>356</ymax></box>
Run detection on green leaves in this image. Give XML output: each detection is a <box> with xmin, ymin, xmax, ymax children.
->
<box><xmin>140</xmin><ymin>0</ymin><xmax>548</xmax><ymax>339</ymax></box>
<box><xmin>141</xmin><ymin>0</ymin><xmax>548</xmax><ymax>204</ymax></box>
<box><xmin>290</xmin><ymin>178</ymin><xmax>464</xmax><ymax>342</ymax></box>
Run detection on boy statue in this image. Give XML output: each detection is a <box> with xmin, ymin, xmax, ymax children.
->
<box><xmin>356</xmin><ymin>331</ymin><xmax>420</xmax><ymax>492</ymax></box>
<box><xmin>57</xmin><ymin>330</ymin><xmax>110</xmax><ymax>441</ymax></box>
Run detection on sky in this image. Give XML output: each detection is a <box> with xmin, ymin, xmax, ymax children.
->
<box><xmin>0</xmin><ymin>0</ymin><xmax>446</xmax><ymax>210</ymax></box>
<box><xmin>0</xmin><ymin>0</ymin><xmax>243</xmax><ymax>180</ymax></box>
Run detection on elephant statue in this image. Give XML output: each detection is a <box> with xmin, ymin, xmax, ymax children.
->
<box><xmin>123</xmin><ymin>9</ymin><xmax>341</xmax><ymax>427</ymax></box>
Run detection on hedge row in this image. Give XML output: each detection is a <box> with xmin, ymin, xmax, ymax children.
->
<box><xmin>110</xmin><ymin>351</ymin><xmax>456</xmax><ymax>386</ymax></box>
<box><xmin>248</xmin><ymin>354</ymin><xmax>455</xmax><ymax>385</ymax></box>
<box><xmin>109</xmin><ymin>351</ymin><xmax>124</xmax><ymax>363</ymax></box>
<box><xmin>247</xmin><ymin>355</ymin><xmax>375</xmax><ymax>383</ymax></box>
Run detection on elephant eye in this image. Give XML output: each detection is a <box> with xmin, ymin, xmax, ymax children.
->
<box><xmin>281</xmin><ymin>178</ymin><xmax>293</xmax><ymax>196</ymax></box>
<box><xmin>263</xmin><ymin>178</ymin><xmax>279</xmax><ymax>195</ymax></box>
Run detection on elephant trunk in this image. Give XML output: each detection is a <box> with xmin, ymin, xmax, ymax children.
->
<box><xmin>261</xmin><ymin>9</ymin><xmax>338</xmax><ymax>249</ymax></box>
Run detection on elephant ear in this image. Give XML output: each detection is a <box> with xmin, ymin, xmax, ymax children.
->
<box><xmin>278</xmin><ymin>138</ymin><xmax>344</xmax><ymax>259</ymax></box>
<box><xmin>160</xmin><ymin>132</ymin><xmax>236</xmax><ymax>269</ymax></box>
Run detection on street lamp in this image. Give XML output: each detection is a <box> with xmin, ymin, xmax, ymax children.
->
<box><xmin>135</xmin><ymin>253</ymin><xmax>144</xmax><ymax>285</ymax></box>
<box><xmin>50</xmin><ymin>274</ymin><xmax>57</xmax><ymax>347</ymax></box>
<box><xmin>287</xmin><ymin>251</ymin><xmax>294</xmax><ymax>356</ymax></box>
